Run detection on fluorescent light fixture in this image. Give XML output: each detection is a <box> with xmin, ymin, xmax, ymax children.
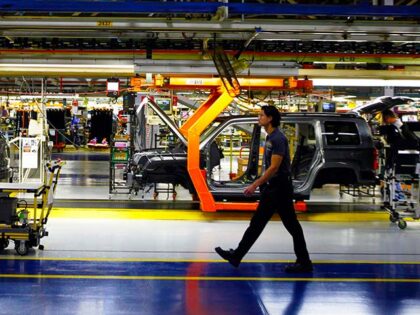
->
<box><xmin>313</xmin><ymin>39</ymin><xmax>368</xmax><ymax>42</ymax></box>
<box><xmin>313</xmin><ymin>79</ymin><xmax>420</xmax><ymax>87</ymax></box>
<box><xmin>260</xmin><ymin>38</ymin><xmax>300</xmax><ymax>42</ymax></box>
<box><xmin>6</xmin><ymin>94</ymin><xmax>80</xmax><ymax>99</ymax></box>
<box><xmin>0</xmin><ymin>63</ymin><xmax>134</xmax><ymax>69</ymax></box>
<box><xmin>313</xmin><ymin>61</ymin><xmax>367</xmax><ymax>64</ymax></box>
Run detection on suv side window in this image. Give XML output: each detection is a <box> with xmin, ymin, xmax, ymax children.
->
<box><xmin>324</xmin><ymin>121</ymin><xmax>360</xmax><ymax>145</ymax></box>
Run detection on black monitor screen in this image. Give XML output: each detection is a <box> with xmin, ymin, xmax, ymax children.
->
<box><xmin>322</xmin><ymin>102</ymin><xmax>336</xmax><ymax>112</ymax></box>
<box><xmin>123</xmin><ymin>93</ymin><xmax>136</xmax><ymax>111</ymax></box>
<box><xmin>156</xmin><ymin>98</ymin><xmax>172</xmax><ymax>112</ymax></box>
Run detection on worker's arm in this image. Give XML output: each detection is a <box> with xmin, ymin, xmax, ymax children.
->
<box><xmin>244</xmin><ymin>154</ymin><xmax>283</xmax><ymax>196</ymax></box>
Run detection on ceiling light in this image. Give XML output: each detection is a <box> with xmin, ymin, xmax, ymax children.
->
<box><xmin>313</xmin><ymin>62</ymin><xmax>367</xmax><ymax>65</ymax></box>
<box><xmin>313</xmin><ymin>79</ymin><xmax>420</xmax><ymax>87</ymax></box>
<box><xmin>0</xmin><ymin>63</ymin><xmax>134</xmax><ymax>69</ymax></box>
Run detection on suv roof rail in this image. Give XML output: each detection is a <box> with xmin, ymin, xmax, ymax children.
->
<box><xmin>215</xmin><ymin>112</ymin><xmax>360</xmax><ymax>119</ymax></box>
<box><xmin>282</xmin><ymin>112</ymin><xmax>360</xmax><ymax>118</ymax></box>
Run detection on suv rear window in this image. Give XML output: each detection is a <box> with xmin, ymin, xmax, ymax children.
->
<box><xmin>324</xmin><ymin>121</ymin><xmax>360</xmax><ymax>145</ymax></box>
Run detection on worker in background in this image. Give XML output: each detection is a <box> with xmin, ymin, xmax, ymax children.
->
<box><xmin>381</xmin><ymin>109</ymin><xmax>420</xmax><ymax>168</ymax></box>
<box><xmin>215</xmin><ymin>106</ymin><xmax>312</xmax><ymax>273</ymax></box>
<box><xmin>382</xmin><ymin>109</ymin><xmax>419</xmax><ymax>148</ymax></box>
<box><xmin>0</xmin><ymin>105</ymin><xmax>7</xmax><ymax>117</ymax></box>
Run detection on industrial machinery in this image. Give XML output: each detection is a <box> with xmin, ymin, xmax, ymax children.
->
<box><xmin>125</xmin><ymin>75</ymin><xmax>390</xmax><ymax>213</ymax></box>
<box><xmin>127</xmin><ymin>99</ymin><xmax>378</xmax><ymax>207</ymax></box>
<box><xmin>126</xmin><ymin>75</ymin><xmax>312</xmax><ymax>211</ymax></box>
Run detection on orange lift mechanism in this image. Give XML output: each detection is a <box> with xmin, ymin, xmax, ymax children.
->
<box><xmin>131</xmin><ymin>75</ymin><xmax>313</xmax><ymax>212</ymax></box>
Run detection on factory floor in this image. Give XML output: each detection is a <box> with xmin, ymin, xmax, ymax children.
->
<box><xmin>0</xmin><ymin>151</ymin><xmax>419</xmax><ymax>315</ymax></box>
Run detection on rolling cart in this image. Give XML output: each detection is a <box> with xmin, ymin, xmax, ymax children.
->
<box><xmin>382</xmin><ymin>149</ymin><xmax>420</xmax><ymax>229</ymax></box>
<box><xmin>0</xmin><ymin>160</ymin><xmax>65</xmax><ymax>255</ymax></box>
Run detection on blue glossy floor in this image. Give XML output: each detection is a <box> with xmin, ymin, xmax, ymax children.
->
<box><xmin>0</xmin><ymin>259</ymin><xmax>419</xmax><ymax>315</ymax></box>
<box><xmin>1</xmin><ymin>219</ymin><xmax>419</xmax><ymax>315</ymax></box>
<box><xmin>0</xmin><ymin>151</ymin><xmax>419</xmax><ymax>314</ymax></box>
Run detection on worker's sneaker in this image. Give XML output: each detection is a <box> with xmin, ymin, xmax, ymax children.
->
<box><xmin>284</xmin><ymin>261</ymin><xmax>313</xmax><ymax>273</ymax></box>
<box><xmin>215</xmin><ymin>247</ymin><xmax>241</xmax><ymax>268</ymax></box>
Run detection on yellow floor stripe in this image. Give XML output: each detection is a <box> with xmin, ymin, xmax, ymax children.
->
<box><xmin>42</xmin><ymin>207</ymin><xmax>409</xmax><ymax>222</ymax></box>
<box><xmin>0</xmin><ymin>274</ymin><xmax>418</xmax><ymax>282</ymax></box>
<box><xmin>0</xmin><ymin>256</ymin><xmax>418</xmax><ymax>264</ymax></box>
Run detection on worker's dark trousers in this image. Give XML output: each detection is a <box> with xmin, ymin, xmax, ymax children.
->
<box><xmin>235</xmin><ymin>174</ymin><xmax>311</xmax><ymax>264</ymax></box>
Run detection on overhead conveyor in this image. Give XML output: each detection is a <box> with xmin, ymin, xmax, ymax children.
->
<box><xmin>130</xmin><ymin>75</ymin><xmax>312</xmax><ymax>212</ymax></box>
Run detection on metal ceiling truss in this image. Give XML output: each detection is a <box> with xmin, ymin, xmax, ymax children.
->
<box><xmin>0</xmin><ymin>40</ymin><xmax>417</xmax><ymax>58</ymax></box>
<box><xmin>0</xmin><ymin>18</ymin><xmax>418</xmax><ymax>41</ymax></box>
<box><xmin>0</xmin><ymin>1</ymin><xmax>418</xmax><ymax>91</ymax></box>
<box><xmin>0</xmin><ymin>0</ymin><xmax>419</xmax><ymax>17</ymax></box>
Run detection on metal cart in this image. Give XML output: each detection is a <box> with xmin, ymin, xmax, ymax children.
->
<box><xmin>382</xmin><ymin>150</ymin><xmax>420</xmax><ymax>229</ymax></box>
<box><xmin>153</xmin><ymin>183</ymin><xmax>177</xmax><ymax>201</ymax></box>
<box><xmin>109</xmin><ymin>137</ymin><xmax>132</xmax><ymax>198</ymax></box>
<box><xmin>0</xmin><ymin>160</ymin><xmax>64</xmax><ymax>255</ymax></box>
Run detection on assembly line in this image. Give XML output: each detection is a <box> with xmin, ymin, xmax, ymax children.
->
<box><xmin>0</xmin><ymin>1</ymin><xmax>419</xmax><ymax>314</ymax></box>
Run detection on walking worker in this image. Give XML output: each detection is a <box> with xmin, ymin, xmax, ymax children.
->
<box><xmin>215</xmin><ymin>105</ymin><xmax>312</xmax><ymax>273</ymax></box>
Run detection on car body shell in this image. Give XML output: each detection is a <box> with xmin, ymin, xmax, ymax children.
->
<box><xmin>127</xmin><ymin>102</ymin><xmax>378</xmax><ymax>200</ymax></box>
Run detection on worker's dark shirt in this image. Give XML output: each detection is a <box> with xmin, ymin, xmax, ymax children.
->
<box><xmin>264</xmin><ymin>128</ymin><xmax>291</xmax><ymax>179</ymax></box>
<box><xmin>380</xmin><ymin>124</ymin><xmax>420</xmax><ymax>150</ymax></box>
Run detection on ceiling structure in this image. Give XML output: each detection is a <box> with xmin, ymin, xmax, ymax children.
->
<box><xmin>0</xmin><ymin>0</ymin><xmax>419</xmax><ymax>94</ymax></box>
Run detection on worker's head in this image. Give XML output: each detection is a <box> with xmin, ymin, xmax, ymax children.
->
<box><xmin>382</xmin><ymin>109</ymin><xmax>398</xmax><ymax>125</ymax></box>
<box><xmin>259</xmin><ymin>106</ymin><xmax>280</xmax><ymax>128</ymax></box>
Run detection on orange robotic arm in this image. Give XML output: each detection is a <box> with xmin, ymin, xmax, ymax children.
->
<box><xmin>131</xmin><ymin>75</ymin><xmax>312</xmax><ymax>212</ymax></box>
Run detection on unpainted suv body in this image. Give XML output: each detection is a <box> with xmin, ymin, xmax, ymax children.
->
<box><xmin>126</xmin><ymin>99</ymin><xmax>378</xmax><ymax>201</ymax></box>
<box><xmin>203</xmin><ymin>113</ymin><xmax>377</xmax><ymax>201</ymax></box>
